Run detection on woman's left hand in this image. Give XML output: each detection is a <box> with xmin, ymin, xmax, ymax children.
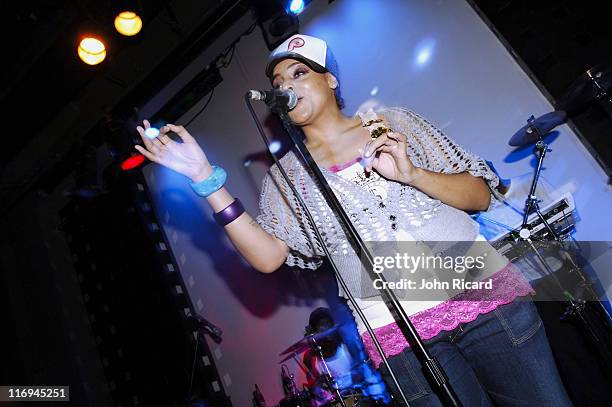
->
<box><xmin>360</xmin><ymin>132</ymin><xmax>420</xmax><ymax>184</ymax></box>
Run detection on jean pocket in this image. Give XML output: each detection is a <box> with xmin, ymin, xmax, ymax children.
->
<box><xmin>378</xmin><ymin>350</ymin><xmax>430</xmax><ymax>402</ymax></box>
<box><xmin>494</xmin><ymin>298</ymin><xmax>542</xmax><ymax>346</ymax></box>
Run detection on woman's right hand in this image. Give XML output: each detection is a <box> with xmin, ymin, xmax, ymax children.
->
<box><xmin>135</xmin><ymin>120</ymin><xmax>212</xmax><ymax>182</ymax></box>
<box><xmin>135</xmin><ymin>122</ymin><xmax>289</xmax><ymax>273</ymax></box>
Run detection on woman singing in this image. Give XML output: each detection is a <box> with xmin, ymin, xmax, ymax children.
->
<box><xmin>134</xmin><ymin>34</ymin><xmax>571</xmax><ymax>406</ymax></box>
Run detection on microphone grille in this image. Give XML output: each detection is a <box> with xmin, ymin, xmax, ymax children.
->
<box><xmin>286</xmin><ymin>89</ymin><xmax>298</xmax><ymax>109</ymax></box>
<box><xmin>248</xmin><ymin>90</ymin><xmax>265</xmax><ymax>101</ymax></box>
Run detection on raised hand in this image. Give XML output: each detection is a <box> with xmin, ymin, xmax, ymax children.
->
<box><xmin>360</xmin><ymin>132</ymin><xmax>419</xmax><ymax>185</ymax></box>
<box><xmin>134</xmin><ymin>120</ymin><xmax>212</xmax><ymax>182</ymax></box>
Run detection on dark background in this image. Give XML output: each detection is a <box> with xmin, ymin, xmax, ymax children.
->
<box><xmin>472</xmin><ymin>0</ymin><xmax>612</xmax><ymax>178</ymax></box>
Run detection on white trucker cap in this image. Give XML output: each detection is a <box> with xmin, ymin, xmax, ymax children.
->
<box><xmin>265</xmin><ymin>34</ymin><xmax>338</xmax><ymax>79</ymax></box>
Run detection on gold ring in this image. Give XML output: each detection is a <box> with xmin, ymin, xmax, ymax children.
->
<box><xmin>369</xmin><ymin>126</ymin><xmax>393</xmax><ymax>139</ymax></box>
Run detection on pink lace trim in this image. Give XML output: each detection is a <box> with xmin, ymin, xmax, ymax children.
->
<box><xmin>361</xmin><ymin>262</ymin><xmax>535</xmax><ymax>368</ymax></box>
<box><xmin>328</xmin><ymin>157</ymin><xmax>362</xmax><ymax>173</ymax></box>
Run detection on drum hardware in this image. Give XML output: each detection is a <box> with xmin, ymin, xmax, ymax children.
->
<box><xmin>508</xmin><ymin>113</ymin><xmax>574</xmax><ymax>305</ymax></box>
<box><xmin>491</xmin><ymin>193</ymin><xmax>576</xmax><ymax>260</ymax></box>
<box><xmin>508</xmin><ymin>111</ymin><xmax>567</xmax><ymax>147</ymax></box>
<box><xmin>277</xmin><ymin>364</ymin><xmax>311</xmax><ymax>407</ymax></box>
<box><xmin>508</xmin><ymin>112</ymin><xmax>568</xmax><ymax>242</ymax></box>
<box><xmin>276</xmin><ymin>325</ymin><xmax>346</xmax><ymax>407</ymax></box>
<box><xmin>306</xmin><ymin>330</ymin><xmax>347</xmax><ymax>407</ymax></box>
<box><xmin>280</xmin><ymin>325</ymin><xmax>341</xmax><ymax>356</ymax></box>
<box><xmin>281</xmin><ymin>364</ymin><xmax>300</xmax><ymax>399</ymax></box>
<box><xmin>557</xmin><ymin>62</ymin><xmax>612</xmax><ymax>115</ymax></box>
<box><xmin>505</xmin><ymin>112</ymin><xmax>612</xmax><ymax>373</ymax></box>
<box><xmin>277</xmin><ymin>324</ymin><xmax>381</xmax><ymax>407</ymax></box>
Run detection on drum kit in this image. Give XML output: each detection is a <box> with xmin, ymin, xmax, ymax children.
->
<box><xmin>275</xmin><ymin>325</ymin><xmax>379</xmax><ymax>407</ymax></box>
<box><xmin>490</xmin><ymin>62</ymin><xmax>612</xmax><ymax>373</ymax></box>
<box><xmin>273</xmin><ymin>63</ymin><xmax>612</xmax><ymax>406</ymax></box>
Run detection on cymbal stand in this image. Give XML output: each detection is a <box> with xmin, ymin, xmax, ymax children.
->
<box><xmin>516</xmin><ymin>117</ymin><xmax>612</xmax><ymax>371</ymax></box>
<box><xmin>310</xmin><ymin>336</ymin><xmax>347</xmax><ymax>407</ymax></box>
<box><xmin>589</xmin><ymin>69</ymin><xmax>612</xmax><ymax>118</ymax></box>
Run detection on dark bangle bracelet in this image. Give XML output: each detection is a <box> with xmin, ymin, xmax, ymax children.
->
<box><xmin>213</xmin><ymin>198</ymin><xmax>245</xmax><ymax>226</ymax></box>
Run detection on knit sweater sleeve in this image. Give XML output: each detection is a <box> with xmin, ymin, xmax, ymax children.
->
<box><xmin>382</xmin><ymin>106</ymin><xmax>504</xmax><ymax>211</ymax></box>
<box><xmin>255</xmin><ymin>165</ymin><xmax>325</xmax><ymax>270</ymax></box>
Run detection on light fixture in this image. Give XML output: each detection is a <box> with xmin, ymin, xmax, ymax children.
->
<box><xmin>121</xmin><ymin>154</ymin><xmax>146</xmax><ymax>171</ymax></box>
<box><xmin>288</xmin><ymin>0</ymin><xmax>305</xmax><ymax>15</ymax></box>
<box><xmin>114</xmin><ymin>11</ymin><xmax>143</xmax><ymax>36</ymax></box>
<box><xmin>78</xmin><ymin>37</ymin><xmax>106</xmax><ymax>65</ymax></box>
<box><xmin>413</xmin><ymin>38</ymin><xmax>437</xmax><ymax>68</ymax></box>
<box><xmin>268</xmin><ymin>140</ymin><xmax>282</xmax><ymax>154</ymax></box>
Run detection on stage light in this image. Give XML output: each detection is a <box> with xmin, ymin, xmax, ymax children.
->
<box><xmin>416</xmin><ymin>48</ymin><xmax>431</xmax><ymax>65</ymax></box>
<box><xmin>268</xmin><ymin>140</ymin><xmax>282</xmax><ymax>154</ymax></box>
<box><xmin>144</xmin><ymin>127</ymin><xmax>160</xmax><ymax>139</ymax></box>
<box><xmin>288</xmin><ymin>0</ymin><xmax>305</xmax><ymax>15</ymax></box>
<box><xmin>121</xmin><ymin>154</ymin><xmax>146</xmax><ymax>171</ymax></box>
<box><xmin>413</xmin><ymin>38</ymin><xmax>437</xmax><ymax>68</ymax></box>
<box><xmin>114</xmin><ymin>11</ymin><xmax>143</xmax><ymax>36</ymax></box>
<box><xmin>78</xmin><ymin>37</ymin><xmax>106</xmax><ymax>65</ymax></box>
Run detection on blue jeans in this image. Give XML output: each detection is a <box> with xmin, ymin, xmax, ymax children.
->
<box><xmin>378</xmin><ymin>297</ymin><xmax>573</xmax><ymax>406</ymax></box>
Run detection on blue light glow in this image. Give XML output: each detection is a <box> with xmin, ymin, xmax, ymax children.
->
<box><xmin>413</xmin><ymin>38</ymin><xmax>437</xmax><ymax>68</ymax></box>
<box><xmin>144</xmin><ymin>127</ymin><xmax>160</xmax><ymax>139</ymax></box>
<box><xmin>268</xmin><ymin>140</ymin><xmax>282</xmax><ymax>154</ymax></box>
<box><xmin>289</xmin><ymin>0</ymin><xmax>304</xmax><ymax>15</ymax></box>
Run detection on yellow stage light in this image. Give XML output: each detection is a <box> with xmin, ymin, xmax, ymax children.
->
<box><xmin>114</xmin><ymin>11</ymin><xmax>143</xmax><ymax>36</ymax></box>
<box><xmin>78</xmin><ymin>37</ymin><xmax>106</xmax><ymax>65</ymax></box>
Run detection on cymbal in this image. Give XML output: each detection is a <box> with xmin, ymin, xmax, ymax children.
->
<box><xmin>509</xmin><ymin>111</ymin><xmax>567</xmax><ymax>147</ymax></box>
<box><xmin>557</xmin><ymin>63</ymin><xmax>612</xmax><ymax>112</ymax></box>
<box><xmin>279</xmin><ymin>325</ymin><xmax>339</xmax><ymax>356</ymax></box>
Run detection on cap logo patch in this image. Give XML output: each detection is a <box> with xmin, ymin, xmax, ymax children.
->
<box><xmin>287</xmin><ymin>37</ymin><xmax>305</xmax><ymax>51</ymax></box>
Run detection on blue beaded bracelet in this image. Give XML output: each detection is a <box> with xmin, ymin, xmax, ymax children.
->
<box><xmin>189</xmin><ymin>165</ymin><xmax>227</xmax><ymax>197</ymax></box>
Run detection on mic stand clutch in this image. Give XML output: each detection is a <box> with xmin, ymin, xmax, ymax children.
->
<box><xmin>265</xmin><ymin>101</ymin><xmax>462</xmax><ymax>406</ymax></box>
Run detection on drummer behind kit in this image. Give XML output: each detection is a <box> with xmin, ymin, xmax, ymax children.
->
<box><xmin>275</xmin><ymin>307</ymin><xmax>389</xmax><ymax>407</ymax></box>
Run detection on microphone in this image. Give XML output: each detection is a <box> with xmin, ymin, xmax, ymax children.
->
<box><xmin>247</xmin><ymin>88</ymin><xmax>298</xmax><ymax>112</ymax></box>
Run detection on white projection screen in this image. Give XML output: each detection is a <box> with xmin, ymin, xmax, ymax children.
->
<box><xmin>139</xmin><ymin>0</ymin><xmax>612</xmax><ymax>405</ymax></box>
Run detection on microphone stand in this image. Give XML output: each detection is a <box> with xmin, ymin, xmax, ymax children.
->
<box><xmin>185</xmin><ymin>316</ymin><xmax>223</xmax><ymax>406</ymax></box>
<box><xmin>186</xmin><ymin>330</ymin><xmax>200</xmax><ymax>406</ymax></box>
<box><xmin>245</xmin><ymin>92</ymin><xmax>461</xmax><ymax>406</ymax></box>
